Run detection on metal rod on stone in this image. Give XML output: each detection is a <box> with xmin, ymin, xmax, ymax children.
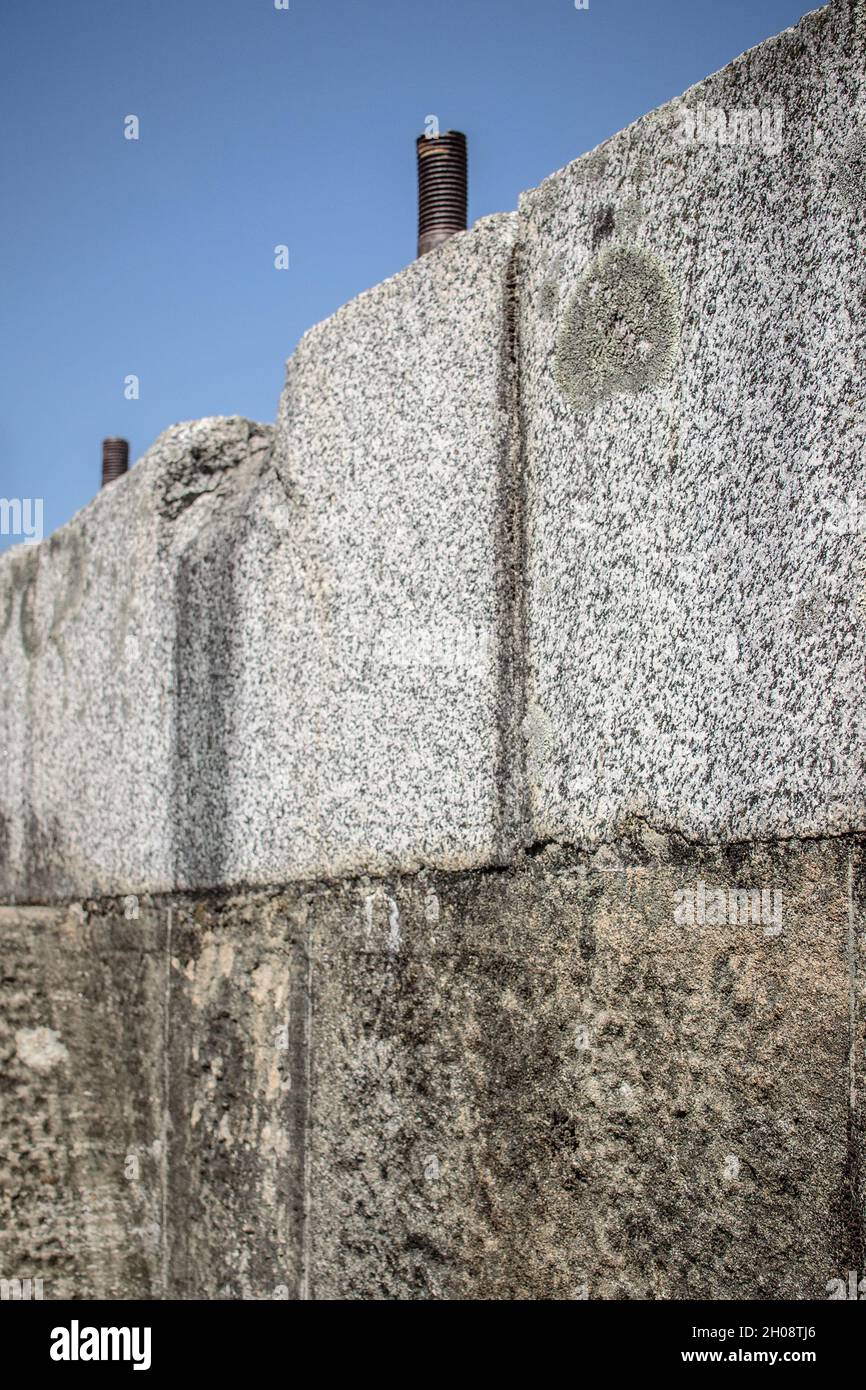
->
<box><xmin>416</xmin><ymin>130</ymin><xmax>467</xmax><ymax>257</ymax></box>
<box><xmin>101</xmin><ymin>437</ymin><xmax>129</xmax><ymax>488</ymax></box>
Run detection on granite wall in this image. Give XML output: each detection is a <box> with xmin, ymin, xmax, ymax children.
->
<box><xmin>1</xmin><ymin>0</ymin><xmax>864</xmax><ymax>1300</ymax></box>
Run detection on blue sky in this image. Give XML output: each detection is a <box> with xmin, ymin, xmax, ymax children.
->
<box><xmin>0</xmin><ymin>0</ymin><xmax>815</xmax><ymax>551</ymax></box>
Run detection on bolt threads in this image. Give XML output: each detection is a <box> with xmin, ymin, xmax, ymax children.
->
<box><xmin>416</xmin><ymin>130</ymin><xmax>467</xmax><ymax>257</ymax></box>
<box><xmin>101</xmin><ymin>437</ymin><xmax>129</xmax><ymax>488</ymax></box>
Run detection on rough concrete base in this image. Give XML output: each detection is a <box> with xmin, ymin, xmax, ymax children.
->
<box><xmin>0</xmin><ymin>907</ymin><xmax>163</xmax><ymax>1298</ymax></box>
<box><xmin>3</xmin><ymin>831</ymin><xmax>862</xmax><ymax>1300</ymax></box>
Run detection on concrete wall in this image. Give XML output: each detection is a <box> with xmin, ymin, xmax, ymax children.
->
<box><xmin>3</xmin><ymin>834</ymin><xmax>861</xmax><ymax>1300</ymax></box>
<box><xmin>1</xmin><ymin>0</ymin><xmax>865</xmax><ymax>1299</ymax></box>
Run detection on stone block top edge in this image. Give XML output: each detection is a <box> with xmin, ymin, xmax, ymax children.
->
<box><xmin>288</xmin><ymin>210</ymin><xmax>520</xmax><ymax>362</ymax></box>
<box><xmin>517</xmin><ymin>0</ymin><xmax>844</xmax><ymax>216</ymax></box>
<box><xmin>0</xmin><ymin>414</ymin><xmax>272</xmax><ymax>575</ymax></box>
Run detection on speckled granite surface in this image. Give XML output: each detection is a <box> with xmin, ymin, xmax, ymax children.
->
<box><xmin>0</xmin><ymin>417</ymin><xmax>272</xmax><ymax>900</ymax></box>
<box><xmin>210</xmin><ymin>211</ymin><xmax>522</xmax><ymax>887</ymax></box>
<box><xmin>0</xmin><ymin>217</ymin><xmax>520</xmax><ymax>896</ymax></box>
<box><xmin>3</xmin><ymin>7</ymin><xmax>864</xmax><ymax>894</ymax></box>
<box><xmin>520</xmin><ymin>0</ymin><xmax>866</xmax><ymax>847</ymax></box>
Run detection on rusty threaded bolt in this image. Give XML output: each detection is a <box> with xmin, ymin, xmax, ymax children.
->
<box><xmin>101</xmin><ymin>437</ymin><xmax>129</xmax><ymax>488</ymax></box>
<box><xmin>416</xmin><ymin>130</ymin><xmax>467</xmax><ymax>257</ymax></box>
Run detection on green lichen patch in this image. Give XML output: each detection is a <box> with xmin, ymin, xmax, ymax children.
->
<box><xmin>555</xmin><ymin>244</ymin><xmax>681</xmax><ymax>413</ymax></box>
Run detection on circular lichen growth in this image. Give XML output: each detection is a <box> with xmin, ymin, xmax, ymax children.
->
<box><xmin>555</xmin><ymin>244</ymin><xmax>681</xmax><ymax>413</ymax></box>
<box><xmin>837</xmin><ymin>124</ymin><xmax>866</xmax><ymax>206</ymax></box>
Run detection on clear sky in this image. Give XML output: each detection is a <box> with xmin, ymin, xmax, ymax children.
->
<box><xmin>0</xmin><ymin>0</ymin><xmax>816</xmax><ymax>551</ymax></box>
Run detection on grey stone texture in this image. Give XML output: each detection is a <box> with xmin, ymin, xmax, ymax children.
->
<box><xmin>0</xmin><ymin>417</ymin><xmax>273</xmax><ymax>901</ymax></box>
<box><xmin>188</xmin><ymin>211</ymin><xmax>522</xmax><ymax>888</ymax></box>
<box><xmin>0</xmin><ymin>904</ymin><xmax>163</xmax><ymax>1298</ymax></box>
<box><xmin>2</xmin><ymin>0</ymin><xmax>865</xmax><ymax>1302</ymax></box>
<box><xmin>0</xmin><ymin>896</ymin><xmax>304</xmax><ymax>1300</ymax></box>
<box><xmin>0</xmin><ymin>215</ymin><xmax>520</xmax><ymax>898</ymax></box>
<box><xmin>521</xmin><ymin>0</ymin><xmax>866</xmax><ymax>848</ymax></box>
<box><xmin>3</xmin><ymin>4</ymin><xmax>864</xmax><ymax>893</ymax></box>
<box><xmin>2</xmin><ymin>834</ymin><xmax>863</xmax><ymax>1300</ymax></box>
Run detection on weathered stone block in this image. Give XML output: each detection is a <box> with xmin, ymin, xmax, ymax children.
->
<box><xmin>304</xmin><ymin>835</ymin><xmax>860</xmax><ymax>1299</ymax></box>
<box><xmin>520</xmin><ymin>0</ymin><xmax>866</xmax><ymax>847</ymax></box>
<box><xmin>234</xmin><ymin>211</ymin><xmax>522</xmax><ymax>883</ymax></box>
<box><xmin>0</xmin><ymin>905</ymin><xmax>165</xmax><ymax>1298</ymax></box>
<box><xmin>0</xmin><ymin>417</ymin><xmax>272</xmax><ymax>900</ymax></box>
<box><xmin>4</xmin><ymin>833</ymin><xmax>857</xmax><ymax>1300</ymax></box>
<box><xmin>164</xmin><ymin>894</ymin><xmax>307</xmax><ymax>1299</ymax></box>
<box><xmin>1</xmin><ymin>215</ymin><xmax>521</xmax><ymax>898</ymax></box>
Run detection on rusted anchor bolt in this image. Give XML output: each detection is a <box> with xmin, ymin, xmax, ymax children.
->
<box><xmin>101</xmin><ymin>437</ymin><xmax>129</xmax><ymax>488</ymax></box>
<box><xmin>416</xmin><ymin>129</ymin><xmax>467</xmax><ymax>257</ymax></box>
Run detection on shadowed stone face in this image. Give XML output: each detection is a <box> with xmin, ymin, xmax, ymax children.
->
<box><xmin>554</xmin><ymin>244</ymin><xmax>681</xmax><ymax>413</ymax></box>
